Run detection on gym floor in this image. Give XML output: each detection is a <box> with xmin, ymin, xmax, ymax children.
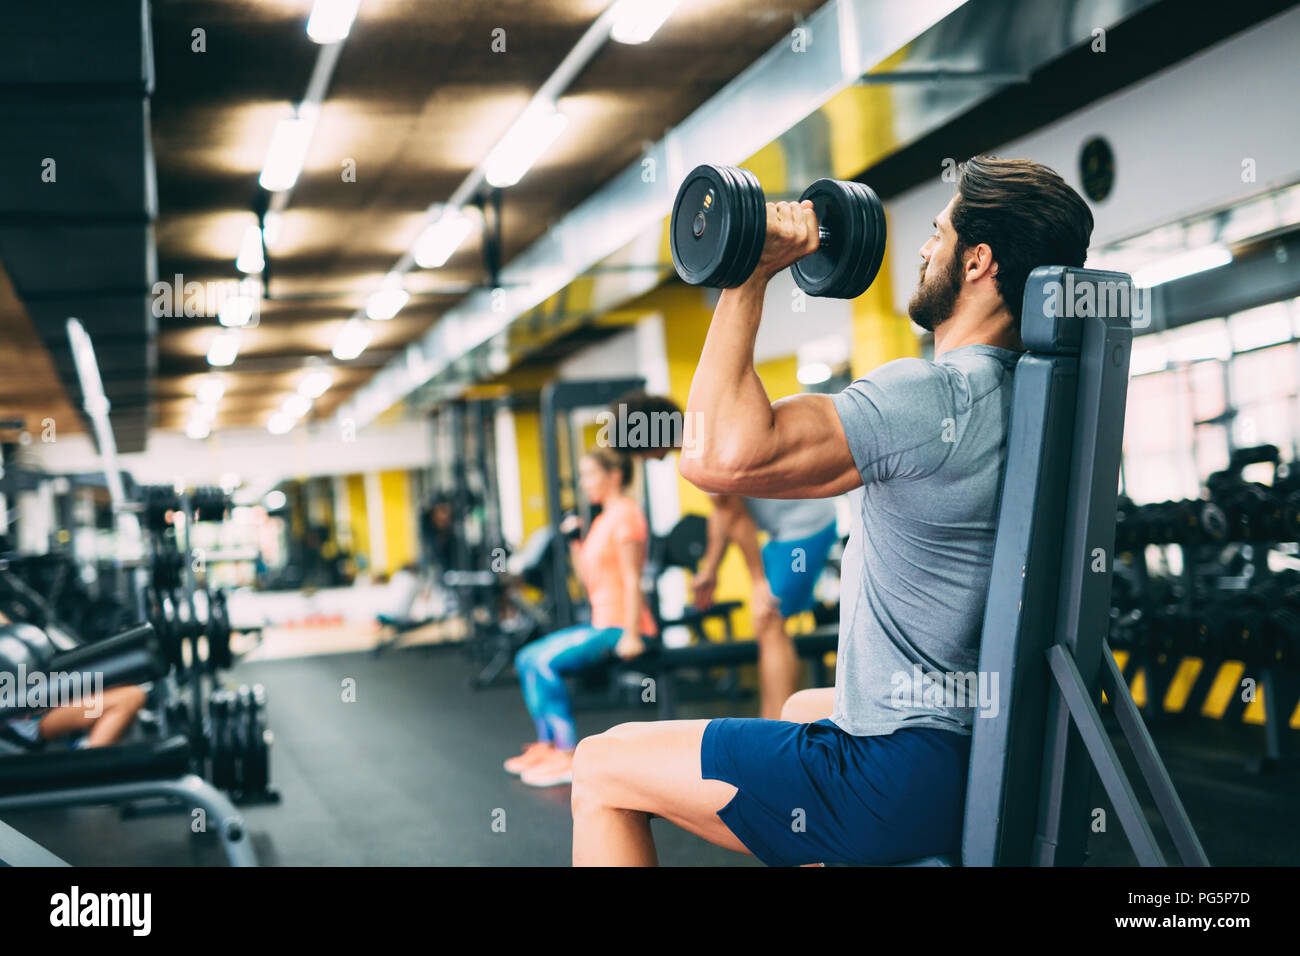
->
<box><xmin>4</xmin><ymin>645</ymin><xmax>1294</xmax><ymax>866</ymax></box>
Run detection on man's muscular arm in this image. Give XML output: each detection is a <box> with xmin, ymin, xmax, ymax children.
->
<box><xmin>680</xmin><ymin>201</ymin><xmax>862</xmax><ymax>499</ymax></box>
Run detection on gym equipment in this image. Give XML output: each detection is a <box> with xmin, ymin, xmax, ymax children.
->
<box><xmin>669</xmin><ymin>163</ymin><xmax>886</xmax><ymax>298</ymax></box>
<box><xmin>0</xmin><ymin>625</ymin><xmax>257</xmax><ymax>866</ymax></box>
<box><xmin>539</xmin><ymin>377</ymin><xmax>648</xmax><ymax>629</ymax></box>
<box><xmin>931</xmin><ymin>266</ymin><xmax>1205</xmax><ymax>867</ymax></box>
<box><xmin>135</xmin><ymin>484</ymin><xmax>279</xmax><ymax>803</ymax></box>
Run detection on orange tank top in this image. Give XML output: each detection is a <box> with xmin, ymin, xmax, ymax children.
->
<box><xmin>576</xmin><ymin>497</ymin><xmax>657</xmax><ymax>636</ymax></box>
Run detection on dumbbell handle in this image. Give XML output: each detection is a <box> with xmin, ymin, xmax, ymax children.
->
<box><xmin>818</xmin><ymin>226</ymin><xmax>830</xmax><ymax>249</ymax></box>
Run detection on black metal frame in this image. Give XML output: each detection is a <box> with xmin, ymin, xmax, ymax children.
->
<box><xmin>539</xmin><ymin>377</ymin><xmax>646</xmax><ymax>628</ymax></box>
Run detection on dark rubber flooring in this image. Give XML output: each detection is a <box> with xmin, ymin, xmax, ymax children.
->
<box><xmin>3</xmin><ymin>645</ymin><xmax>1295</xmax><ymax>866</ymax></box>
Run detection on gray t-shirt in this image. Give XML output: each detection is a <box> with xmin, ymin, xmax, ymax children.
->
<box><xmin>829</xmin><ymin>344</ymin><xmax>1019</xmax><ymax>737</ymax></box>
<box><xmin>742</xmin><ymin>496</ymin><xmax>837</xmax><ymax>542</ymax></box>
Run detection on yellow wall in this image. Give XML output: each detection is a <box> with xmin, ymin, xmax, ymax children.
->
<box><xmin>513</xmin><ymin>408</ymin><xmax>548</xmax><ymax>540</ymax></box>
<box><xmin>345</xmin><ymin>474</ymin><xmax>369</xmax><ymax>572</ymax></box>
<box><xmin>379</xmin><ymin>469</ymin><xmax>417</xmax><ymax>573</ymax></box>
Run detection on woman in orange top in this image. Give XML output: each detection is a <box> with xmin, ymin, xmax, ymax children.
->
<box><xmin>505</xmin><ymin>447</ymin><xmax>656</xmax><ymax>787</ymax></box>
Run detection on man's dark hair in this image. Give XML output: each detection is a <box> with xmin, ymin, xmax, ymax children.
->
<box><xmin>951</xmin><ymin>156</ymin><xmax>1094</xmax><ymax>328</ymax></box>
<box><xmin>607</xmin><ymin>391</ymin><xmax>683</xmax><ymax>453</ymax></box>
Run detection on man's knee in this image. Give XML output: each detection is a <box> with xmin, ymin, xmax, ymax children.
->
<box><xmin>572</xmin><ymin>724</ymin><xmax>638</xmax><ymax>799</ymax></box>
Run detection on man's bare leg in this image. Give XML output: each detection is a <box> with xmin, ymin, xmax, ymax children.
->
<box><xmin>572</xmin><ymin>719</ymin><xmax>749</xmax><ymax>866</ymax></box>
<box><xmin>38</xmin><ymin>685</ymin><xmax>147</xmax><ymax>747</ymax></box>
<box><xmin>780</xmin><ymin>686</ymin><xmax>834</xmax><ymax>723</ymax></box>
<box><xmin>755</xmin><ymin>605</ymin><xmax>799</xmax><ymax>720</ymax></box>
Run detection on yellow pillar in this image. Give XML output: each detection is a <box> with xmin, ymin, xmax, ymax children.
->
<box><xmin>379</xmin><ymin>470</ymin><xmax>416</xmax><ymax>573</ymax></box>
<box><xmin>345</xmin><ymin>474</ymin><xmax>370</xmax><ymax>573</ymax></box>
<box><xmin>850</xmin><ymin>230</ymin><xmax>920</xmax><ymax>377</ymax></box>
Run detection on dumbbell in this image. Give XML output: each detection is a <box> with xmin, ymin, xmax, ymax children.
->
<box><xmin>670</xmin><ymin>163</ymin><xmax>886</xmax><ymax>298</ymax></box>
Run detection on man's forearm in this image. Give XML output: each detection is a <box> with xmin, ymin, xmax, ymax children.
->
<box><xmin>698</xmin><ymin>499</ymin><xmax>735</xmax><ymax>579</ymax></box>
<box><xmin>728</xmin><ymin>510</ymin><xmax>767</xmax><ymax>584</ymax></box>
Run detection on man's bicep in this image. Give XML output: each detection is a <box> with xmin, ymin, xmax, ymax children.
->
<box><xmin>751</xmin><ymin>394</ymin><xmax>861</xmax><ymax>498</ymax></box>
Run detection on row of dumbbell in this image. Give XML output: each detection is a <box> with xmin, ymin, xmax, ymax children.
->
<box><xmin>1115</xmin><ymin>484</ymin><xmax>1300</xmax><ymax>549</ymax></box>
<box><xmin>1110</xmin><ymin>572</ymin><xmax>1300</xmax><ymax>666</ymax></box>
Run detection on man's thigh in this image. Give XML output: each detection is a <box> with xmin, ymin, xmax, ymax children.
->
<box><xmin>577</xmin><ymin>719</ymin><xmax>749</xmax><ymax>854</ymax></box>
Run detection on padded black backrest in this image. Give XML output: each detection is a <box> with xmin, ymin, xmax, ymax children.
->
<box><xmin>961</xmin><ymin>266</ymin><xmax>1135</xmax><ymax>865</ymax></box>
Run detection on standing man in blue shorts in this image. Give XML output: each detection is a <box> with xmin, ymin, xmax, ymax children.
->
<box><xmin>572</xmin><ymin>156</ymin><xmax>1094</xmax><ymax>866</ymax></box>
<box><xmin>608</xmin><ymin>391</ymin><xmax>838</xmax><ymax>719</ymax></box>
<box><xmin>692</xmin><ymin>494</ymin><xmax>837</xmax><ymax>719</ymax></box>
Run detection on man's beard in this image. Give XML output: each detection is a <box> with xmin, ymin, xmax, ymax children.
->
<box><xmin>907</xmin><ymin>250</ymin><xmax>963</xmax><ymax>332</ymax></box>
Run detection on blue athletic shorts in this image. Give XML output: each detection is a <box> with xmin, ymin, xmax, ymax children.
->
<box><xmin>761</xmin><ymin>521</ymin><xmax>838</xmax><ymax>618</ymax></box>
<box><xmin>700</xmin><ymin>717</ymin><xmax>970</xmax><ymax>866</ymax></box>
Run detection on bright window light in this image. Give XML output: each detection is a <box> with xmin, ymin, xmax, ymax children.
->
<box><xmin>185</xmin><ymin>417</ymin><xmax>211</xmax><ymax>440</ymax></box>
<box><xmin>283</xmin><ymin>394</ymin><xmax>312</xmax><ymax>419</ymax></box>
<box><xmin>366</xmin><ymin>272</ymin><xmax>409</xmax><ymax>320</ymax></box>
<box><xmin>298</xmin><ymin>370</ymin><xmax>333</xmax><ymax>399</ymax></box>
<box><xmin>195</xmin><ymin>375</ymin><xmax>226</xmax><ymax>405</ymax></box>
<box><xmin>1229</xmin><ymin>302</ymin><xmax>1292</xmax><ymax>352</ymax></box>
<box><xmin>207</xmin><ymin>331</ymin><xmax>240</xmax><ymax>367</ymax></box>
<box><xmin>332</xmin><ymin>317</ymin><xmax>372</xmax><ymax>361</ymax></box>
<box><xmin>307</xmin><ymin>0</ymin><xmax>360</xmax><ymax>44</ymax></box>
<box><xmin>259</xmin><ymin>106</ymin><xmax>319</xmax><ymax>193</ymax></box>
<box><xmin>218</xmin><ymin>295</ymin><xmax>255</xmax><ymax>328</ymax></box>
<box><xmin>192</xmin><ymin>401</ymin><xmax>218</xmax><ymax>422</ymax></box>
<box><xmin>484</xmin><ymin>104</ymin><xmax>568</xmax><ymax>188</ymax></box>
<box><xmin>236</xmin><ymin>225</ymin><xmax>265</xmax><ymax>274</ymax></box>
<box><xmin>610</xmin><ymin>0</ymin><xmax>684</xmax><ymax>44</ymax></box>
<box><xmin>267</xmin><ymin>413</ymin><xmax>295</xmax><ymax>436</ymax></box>
<box><xmin>797</xmin><ymin>362</ymin><xmax>833</xmax><ymax>386</ymax></box>
<box><xmin>413</xmin><ymin>210</ymin><xmax>474</xmax><ymax>269</ymax></box>
<box><xmin>1131</xmin><ymin>245</ymin><xmax>1232</xmax><ymax>288</ymax></box>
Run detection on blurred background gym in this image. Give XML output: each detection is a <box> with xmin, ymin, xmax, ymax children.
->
<box><xmin>1</xmin><ymin>0</ymin><xmax>1298</xmax><ymax>866</ymax></box>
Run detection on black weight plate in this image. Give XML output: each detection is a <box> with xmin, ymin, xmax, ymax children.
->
<box><xmin>838</xmin><ymin>181</ymin><xmax>880</xmax><ymax>299</ymax></box>
<box><xmin>670</xmin><ymin>164</ymin><xmax>736</xmax><ymax>287</ymax></box>
<box><xmin>792</xmin><ymin>179</ymin><xmax>857</xmax><ymax>296</ymax></box>
<box><xmin>849</xmin><ymin>181</ymin><xmax>888</xmax><ymax>299</ymax></box>
<box><xmin>713</xmin><ymin>164</ymin><xmax>748</xmax><ymax>288</ymax></box>
<box><xmin>727</xmin><ymin>166</ymin><xmax>766</xmax><ymax>288</ymax></box>
<box><xmin>665</xmin><ymin>514</ymin><xmax>708</xmax><ymax>569</ymax></box>
<box><xmin>830</xmin><ymin>181</ymin><xmax>873</xmax><ymax>299</ymax></box>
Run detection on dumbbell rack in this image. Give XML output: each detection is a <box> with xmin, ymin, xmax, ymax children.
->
<box><xmin>1112</xmin><ymin>535</ymin><xmax>1300</xmax><ymax>774</ymax></box>
<box><xmin>137</xmin><ymin>486</ymin><xmax>280</xmax><ymax>805</ymax></box>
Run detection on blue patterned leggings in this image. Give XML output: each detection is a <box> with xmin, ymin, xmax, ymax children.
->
<box><xmin>514</xmin><ymin>624</ymin><xmax>622</xmax><ymax>751</ymax></box>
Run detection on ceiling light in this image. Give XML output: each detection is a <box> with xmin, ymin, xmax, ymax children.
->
<box><xmin>195</xmin><ymin>375</ymin><xmax>226</xmax><ymax>405</ymax></box>
<box><xmin>332</xmin><ymin>318</ymin><xmax>372</xmax><ymax>361</ymax></box>
<box><xmin>218</xmin><ymin>295</ymin><xmax>255</xmax><ymax>328</ymax></box>
<box><xmin>236</xmin><ymin>225</ymin><xmax>265</xmax><ymax>274</ymax></box>
<box><xmin>262</xmin><ymin>211</ymin><xmax>283</xmax><ymax>248</ymax></box>
<box><xmin>283</xmin><ymin>393</ymin><xmax>312</xmax><ymax>418</ymax></box>
<box><xmin>306</xmin><ymin>0</ymin><xmax>360</xmax><ymax>44</ymax></box>
<box><xmin>207</xmin><ymin>331</ymin><xmax>240</xmax><ymax>367</ymax></box>
<box><xmin>413</xmin><ymin>211</ymin><xmax>474</xmax><ymax>269</ymax></box>
<box><xmin>192</xmin><ymin>401</ymin><xmax>218</xmax><ymax>422</ymax></box>
<box><xmin>186</xmin><ymin>417</ymin><xmax>211</xmax><ymax>440</ymax></box>
<box><xmin>797</xmin><ymin>362</ymin><xmax>833</xmax><ymax>385</ymax></box>
<box><xmin>259</xmin><ymin>105</ymin><xmax>319</xmax><ymax>193</ymax></box>
<box><xmin>484</xmin><ymin>104</ymin><xmax>568</xmax><ymax>188</ymax></box>
<box><xmin>267</xmin><ymin>413</ymin><xmax>295</xmax><ymax>436</ymax></box>
<box><xmin>1131</xmin><ymin>245</ymin><xmax>1232</xmax><ymax>288</ymax></box>
<box><xmin>298</xmin><ymin>370</ymin><xmax>333</xmax><ymax>399</ymax></box>
<box><xmin>366</xmin><ymin>272</ymin><xmax>409</xmax><ymax>320</ymax></box>
<box><xmin>610</xmin><ymin>0</ymin><xmax>684</xmax><ymax>44</ymax></box>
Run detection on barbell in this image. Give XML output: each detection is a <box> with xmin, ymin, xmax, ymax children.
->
<box><xmin>669</xmin><ymin>163</ymin><xmax>886</xmax><ymax>298</ymax></box>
